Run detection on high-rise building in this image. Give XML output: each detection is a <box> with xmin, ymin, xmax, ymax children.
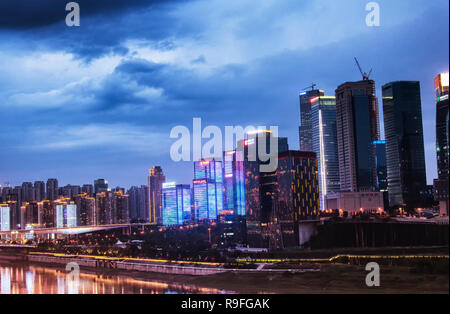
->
<box><xmin>94</xmin><ymin>179</ymin><xmax>109</xmax><ymax>194</ymax></box>
<box><xmin>148</xmin><ymin>166</ymin><xmax>165</xmax><ymax>224</ymax></box>
<box><xmin>33</xmin><ymin>181</ymin><xmax>45</xmax><ymax>201</ymax></box>
<box><xmin>162</xmin><ymin>182</ymin><xmax>191</xmax><ymax>225</ymax></box>
<box><xmin>95</xmin><ymin>192</ymin><xmax>113</xmax><ymax>225</ymax></box>
<box><xmin>82</xmin><ymin>184</ymin><xmax>94</xmax><ymax>197</ymax></box>
<box><xmin>113</xmin><ymin>190</ymin><xmax>129</xmax><ymax>224</ymax></box>
<box><xmin>127</xmin><ymin>185</ymin><xmax>149</xmax><ymax>222</ymax></box>
<box><xmin>335</xmin><ymin>80</ymin><xmax>380</xmax><ymax>192</ymax></box>
<box><xmin>372</xmin><ymin>141</ymin><xmax>388</xmax><ymax>191</ymax></box>
<box><xmin>382</xmin><ymin>81</ymin><xmax>427</xmax><ymax>211</ymax></box>
<box><xmin>310</xmin><ymin>94</ymin><xmax>340</xmax><ymax>210</ymax></box>
<box><xmin>299</xmin><ymin>89</ymin><xmax>324</xmax><ymax>151</ymax></box>
<box><xmin>193</xmin><ymin>159</ymin><xmax>223</xmax><ymax>221</ymax></box>
<box><xmin>73</xmin><ymin>193</ymin><xmax>95</xmax><ymax>226</ymax></box>
<box><xmin>433</xmin><ymin>72</ymin><xmax>449</xmax><ymax>216</ymax></box>
<box><xmin>38</xmin><ymin>200</ymin><xmax>54</xmax><ymax>228</ymax></box>
<box><xmin>240</xmin><ymin>130</ymin><xmax>289</xmax><ymax>248</ymax></box>
<box><xmin>46</xmin><ymin>179</ymin><xmax>58</xmax><ymax>201</ymax></box>
<box><xmin>274</xmin><ymin>150</ymin><xmax>319</xmax><ymax>248</ymax></box>
<box><xmin>223</xmin><ymin>150</ymin><xmax>246</xmax><ymax>216</ymax></box>
<box><xmin>21</xmin><ymin>182</ymin><xmax>34</xmax><ymax>202</ymax></box>
<box><xmin>0</xmin><ymin>204</ymin><xmax>11</xmax><ymax>232</ymax></box>
<box><xmin>54</xmin><ymin>198</ymin><xmax>77</xmax><ymax>228</ymax></box>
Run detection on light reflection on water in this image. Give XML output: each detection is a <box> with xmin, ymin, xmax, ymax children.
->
<box><xmin>0</xmin><ymin>263</ymin><xmax>228</xmax><ymax>294</ymax></box>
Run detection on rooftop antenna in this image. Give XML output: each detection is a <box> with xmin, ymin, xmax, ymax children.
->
<box><xmin>354</xmin><ymin>57</ymin><xmax>372</xmax><ymax>80</ymax></box>
<box><xmin>301</xmin><ymin>83</ymin><xmax>317</xmax><ymax>91</ymax></box>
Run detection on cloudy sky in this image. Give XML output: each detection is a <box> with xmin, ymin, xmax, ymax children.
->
<box><xmin>0</xmin><ymin>0</ymin><xmax>448</xmax><ymax>188</ymax></box>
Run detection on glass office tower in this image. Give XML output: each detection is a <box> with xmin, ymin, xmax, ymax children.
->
<box><xmin>162</xmin><ymin>183</ymin><xmax>191</xmax><ymax>225</ymax></box>
<box><xmin>192</xmin><ymin>159</ymin><xmax>223</xmax><ymax>221</ymax></box>
<box><xmin>335</xmin><ymin>80</ymin><xmax>380</xmax><ymax>192</ymax></box>
<box><xmin>311</xmin><ymin>95</ymin><xmax>340</xmax><ymax>210</ymax></box>
<box><xmin>382</xmin><ymin>81</ymin><xmax>427</xmax><ymax>211</ymax></box>
<box><xmin>299</xmin><ymin>89</ymin><xmax>324</xmax><ymax>151</ymax></box>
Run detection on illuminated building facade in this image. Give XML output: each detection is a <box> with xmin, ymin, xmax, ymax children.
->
<box><xmin>0</xmin><ymin>204</ymin><xmax>11</xmax><ymax>232</ymax></box>
<box><xmin>433</xmin><ymin>72</ymin><xmax>449</xmax><ymax>216</ymax></box>
<box><xmin>95</xmin><ymin>192</ymin><xmax>113</xmax><ymax>225</ymax></box>
<box><xmin>148</xmin><ymin>166</ymin><xmax>166</xmax><ymax>224</ymax></box>
<box><xmin>38</xmin><ymin>200</ymin><xmax>54</xmax><ymax>228</ymax></box>
<box><xmin>274</xmin><ymin>150</ymin><xmax>319</xmax><ymax>248</ymax></box>
<box><xmin>310</xmin><ymin>94</ymin><xmax>340</xmax><ymax>210</ymax></box>
<box><xmin>193</xmin><ymin>159</ymin><xmax>223</xmax><ymax>221</ymax></box>
<box><xmin>382</xmin><ymin>81</ymin><xmax>427</xmax><ymax>211</ymax></box>
<box><xmin>299</xmin><ymin>89</ymin><xmax>324</xmax><ymax>151</ymax></box>
<box><xmin>240</xmin><ymin>130</ymin><xmax>290</xmax><ymax>248</ymax></box>
<box><xmin>162</xmin><ymin>183</ymin><xmax>191</xmax><ymax>225</ymax></box>
<box><xmin>112</xmin><ymin>191</ymin><xmax>129</xmax><ymax>224</ymax></box>
<box><xmin>335</xmin><ymin>80</ymin><xmax>380</xmax><ymax>192</ymax></box>
<box><xmin>223</xmin><ymin>150</ymin><xmax>246</xmax><ymax>217</ymax></box>
<box><xmin>73</xmin><ymin>193</ymin><xmax>95</xmax><ymax>226</ymax></box>
<box><xmin>53</xmin><ymin>198</ymin><xmax>78</xmax><ymax>228</ymax></box>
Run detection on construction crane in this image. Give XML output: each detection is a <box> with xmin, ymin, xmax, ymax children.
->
<box><xmin>301</xmin><ymin>83</ymin><xmax>317</xmax><ymax>91</ymax></box>
<box><xmin>354</xmin><ymin>57</ymin><xmax>373</xmax><ymax>80</ymax></box>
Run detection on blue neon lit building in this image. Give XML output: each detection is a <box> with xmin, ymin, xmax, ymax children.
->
<box><xmin>162</xmin><ymin>182</ymin><xmax>191</xmax><ymax>225</ymax></box>
<box><xmin>223</xmin><ymin>150</ymin><xmax>246</xmax><ymax>216</ymax></box>
<box><xmin>193</xmin><ymin>159</ymin><xmax>224</xmax><ymax>221</ymax></box>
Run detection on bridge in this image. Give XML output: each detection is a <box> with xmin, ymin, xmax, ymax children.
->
<box><xmin>0</xmin><ymin>223</ymin><xmax>157</xmax><ymax>241</ymax></box>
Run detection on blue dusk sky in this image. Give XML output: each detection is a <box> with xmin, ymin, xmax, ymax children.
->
<box><xmin>0</xmin><ymin>0</ymin><xmax>448</xmax><ymax>188</ymax></box>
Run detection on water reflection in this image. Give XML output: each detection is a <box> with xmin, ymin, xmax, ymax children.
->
<box><xmin>0</xmin><ymin>263</ymin><xmax>228</xmax><ymax>294</ymax></box>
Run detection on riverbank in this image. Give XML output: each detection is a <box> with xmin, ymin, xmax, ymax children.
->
<box><xmin>1</xmin><ymin>258</ymin><xmax>447</xmax><ymax>294</ymax></box>
<box><xmin>0</xmin><ymin>248</ymin><xmax>448</xmax><ymax>293</ymax></box>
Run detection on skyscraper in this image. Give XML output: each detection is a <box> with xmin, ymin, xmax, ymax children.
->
<box><xmin>299</xmin><ymin>89</ymin><xmax>325</xmax><ymax>151</ymax></box>
<box><xmin>382</xmin><ymin>81</ymin><xmax>427</xmax><ymax>211</ymax></box>
<box><xmin>192</xmin><ymin>159</ymin><xmax>223</xmax><ymax>221</ymax></box>
<box><xmin>46</xmin><ymin>179</ymin><xmax>58</xmax><ymax>201</ymax></box>
<box><xmin>223</xmin><ymin>150</ymin><xmax>246</xmax><ymax>216</ymax></box>
<box><xmin>148</xmin><ymin>166</ymin><xmax>165</xmax><ymax>224</ymax></box>
<box><xmin>335</xmin><ymin>80</ymin><xmax>380</xmax><ymax>192</ymax></box>
<box><xmin>310</xmin><ymin>94</ymin><xmax>340</xmax><ymax>210</ymax></box>
<box><xmin>162</xmin><ymin>182</ymin><xmax>191</xmax><ymax>225</ymax></box>
<box><xmin>241</xmin><ymin>130</ymin><xmax>289</xmax><ymax>247</ymax></box>
<box><xmin>94</xmin><ymin>179</ymin><xmax>109</xmax><ymax>194</ymax></box>
<box><xmin>433</xmin><ymin>72</ymin><xmax>449</xmax><ymax>215</ymax></box>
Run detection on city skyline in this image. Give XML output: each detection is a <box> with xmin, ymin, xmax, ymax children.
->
<box><xmin>0</xmin><ymin>0</ymin><xmax>449</xmax><ymax>188</ymax></box>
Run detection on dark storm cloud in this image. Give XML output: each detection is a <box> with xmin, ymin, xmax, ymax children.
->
<box><xmin>0</xmin><ymin>0</ymin><xmax>174</xmax><ymax>29</ymax></box>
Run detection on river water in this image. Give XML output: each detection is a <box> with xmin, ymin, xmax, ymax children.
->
<box><xmin>0</xmin><ymin>263</ymin><xmax>228</xmax><ymax>294</ymax></box>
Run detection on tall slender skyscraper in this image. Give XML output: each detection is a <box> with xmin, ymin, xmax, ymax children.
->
<box><xmin>335</xmin><ymin>80</ymin><xmax>380</xmax><ymax>192</ymax></box>
<box><xmin>433</xmin><ymin>72</ymin><xmax>449</xmax><ymax>215</ymax></box>
<box><xmin>148</xmin><ymin>166</ymin><xmax>165</xmax><ymax>224</ymax></box>
<box><xmin>299</xmin><ymin>89</ymin><xmax>324</xmax><ymax>151</ymax></box>
<box><xmin>382</xmin><ymin>81</ymin><xmax>427</xmax><ymax>211</ymax></box>
<box><xmin>310</xmin><ymin>94</ymin><xmax>340</xmax><ymax>210</ymax></box>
